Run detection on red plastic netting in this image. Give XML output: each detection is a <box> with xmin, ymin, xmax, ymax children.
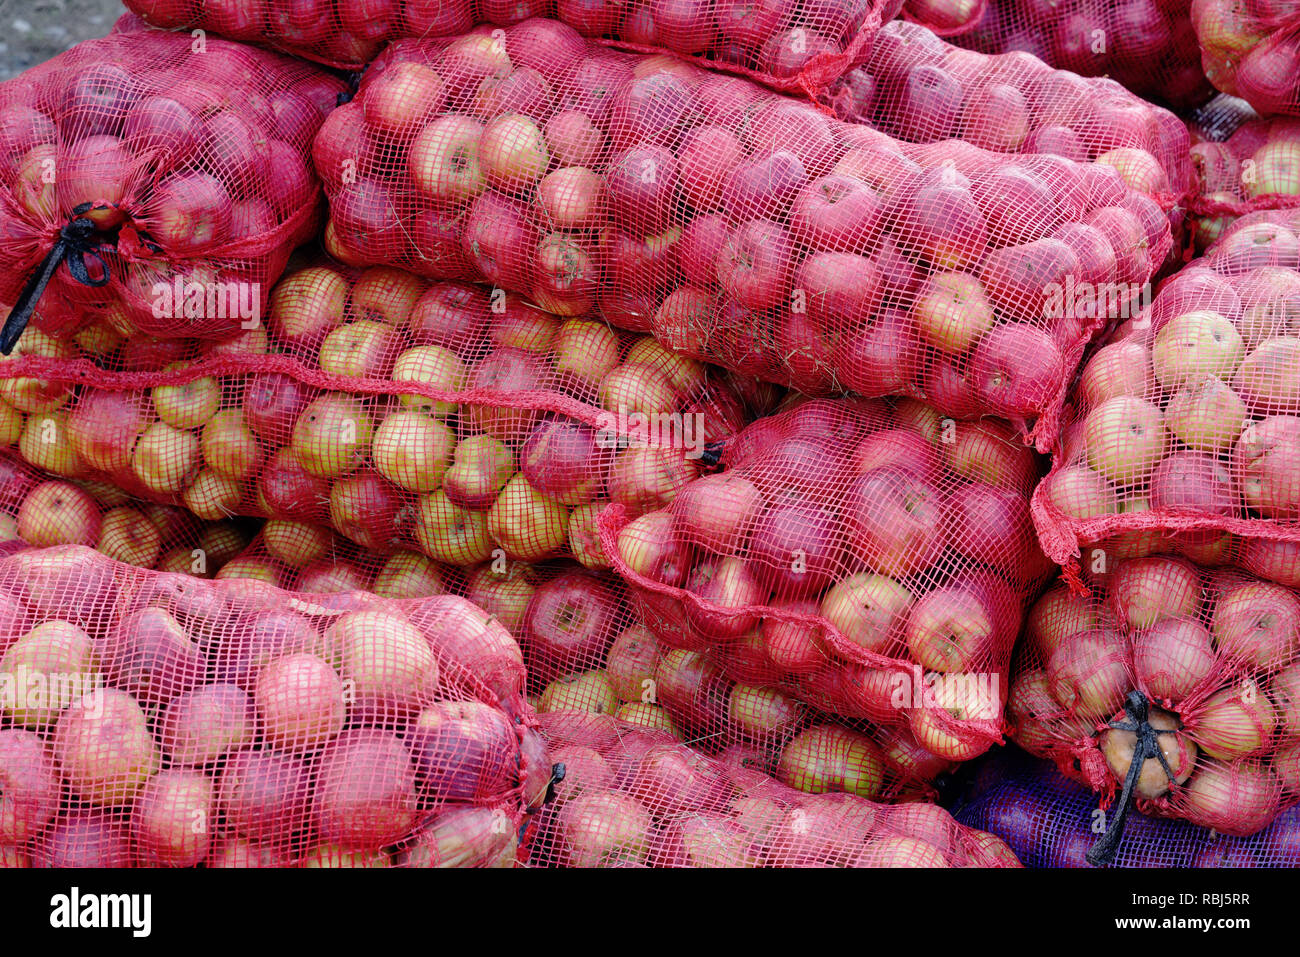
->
<box><xmin>121</xmin><ymin>2</ymin><xmax>902</xmax><ymax>97</ymax></box>
<box><xmin>1032</xmin><ymin>222</ymin><xmax>1300</xmax><ymax>573</ymax></box>
<box><xmin>508</xmin><ymin>561</ymin><xmax>971</xmax><ymax>796</ymax></box>
<box><xmin>0</xmin><ymin>544</ymin><xmax>552</xmax><ymax>867</ymax></box>
<box><xmin>0</xmin><ymin>31</ymin><xmax>346</xmax><ymax>352</ymax></box>
<box><xmin>1192</xmin><ymin>0</ymin><xmax>1300</xmax><ymax>118</ymax></box>
<box><xmin>218</xmin><ymin>526</ymin><xmax>957</xmax><ymax>795</ymax></box>
<box><xmin>0</xmin><ymin>257</ymin><xmax>775</xmax><ymax>568</ymax></box>
<box><xmin>314</xmin><ymin>22</ymin><xmax>1176</xmax><ymax>450</ymax></box>
<box><xmin>221</xmin><ymin>522</ymin><xmax>539</xmax><ymax>706</ymax></box>
<box><xmin>0</xmin><ymin>446</ymin><xmax>254</xmax><ymax>574</ymax></box>
<box><xmin>598</xmin><ymin>396</ymin><xmax>1052</xmax><ymax>766</ymax></box>
<box><xmin>214</xmin><ymin>519</ymin><xmax>455</xmax><ymax>599</ymax></box>
<box><xmin>898</xmin><ymin>0</ymin><xmax>1213</xmax><ymax>112</ymax></box>
<box><xmin>1009</xmin><ymin>552</ymin><xmax>1300</xmax><ymax>837</ymax></box>
<box><xmin>523</xmin><ymin>711</ymin><xmax>1020</xmax><ymax>865</ymax></box>
<box><xmin>954</xmin><ymin>748</ymin><xmax>1300</xmax><ymax>866</ymax></box>
<box><xmin>831</xmin><ymin>20</ymin><xmax>1194</xmax><ymax>205</ymax></box>
<box><xmin>1186</xmin><ymin>95</ymin><xmax>1300</xmax><ymax>253</ymax></box>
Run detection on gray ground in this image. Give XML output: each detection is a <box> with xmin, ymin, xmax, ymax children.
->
<box><xmin>0</xmin><ymin>0</ymin><xmax>125</xmax><ymax>80</ymax></box>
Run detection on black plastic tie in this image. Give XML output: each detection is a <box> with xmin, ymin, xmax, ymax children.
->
<box><xmin>698</xmin><ymin>440</ymin><xmax>726</xmax><ymax>469</ymax></box>
<box><xmin>543</xmin><ymin>762</ymin><xmax>567</xmax><ymax>807</ymax></box>
<box><xmin>1</xmin><ymin>216</ymin><xmax>110</xmax><ymax>355</ymax></box>
<box><xmin>1085</xmin><ymin>690</ymin><xmax>1178</xmax><ymax>867</ymax></box>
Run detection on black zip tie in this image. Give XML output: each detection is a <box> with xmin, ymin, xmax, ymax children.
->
<box><xmin>336</xmin><ymin>67</ymin><xmax>365</xmax><ymax>106</ymax></box>
<box><xmin>543</xmin><ymin>762</ymin><xmax>567</xmax><ymax>807</ymax></box>
<box><xmin>698</xmin><ymin>440</ymin><xmax>726</xmax><ymax>469</ymax></box>
<box><xmin>1085</xmin><ymin>690</ymin><xmax>1180</xmax><ymax>867</ymax></box>
<box><xmin>1</xmin><ymin>215</ymin><xmax>111</xmax><ymax>355</ymax></box>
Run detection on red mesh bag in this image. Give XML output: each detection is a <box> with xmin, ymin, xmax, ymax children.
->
<box><xmin>1192</xmin><ymin>0</ymin><xmax>1300</xmax><ymax>118</ymax></box>
<box><xmin>0</xmin><ymin>446</ymin><xmax>254</xmax><ymax>575</ymax></box>
<box><xmin>598</xmin><ymin>396</ymin><xmax>1051</xmax><ymax>767</ymax></box>
<box><xmin>0</xmin><ymin>30</ymin><xmax>346</xmax><ymax>352</ymax></box>
<box><xmin>0</xmin><ymin>543</ymin><xmax>552</xmax><ymax>867</ymax></box>
<box><xmin>1008</xmin><ymin>552</ymin><xmax>1300</xmax><ymax>850</ymax></box>
<box><xmin>1032</xmin><ymin>225</ymin><xmax>1300</xmax><ymax>573</ymax></box>
<box><xmin>315</xmin><ymin>23</ymin><xmax>1174</xmax><ymax>450</ymax></box>
<box><xmin>0</xmin><ymin>258</ymin><xmax>774</xmax><ymax>568</ymax></box>
<box><xmin>832</xmin><ymin>20</ymin><xmax>1195</xmax><ymax>205</ymax></box>
<box><xmin>122</xmin><ymin>2</ymin><xmax>902</xmax><ymax>97</ymax></box>
<box><xmin>898</xmin><ymin>0</ymin><xmax>1214</xmax><ymax>112</ymax></box>
<box><xmin>955</xmin><ymin>749</ymin><xmax>1300</xmax><ymax>867</ymax></box>
<box><xmin>1187</xmin><ymin>96</ymin><xmax>1300</xmax><ymax>253</ymax></box>
<box><xmin>523</xmin><ymin>711</ymin><xmax>1020</xmax><ymax>865</ymax></box>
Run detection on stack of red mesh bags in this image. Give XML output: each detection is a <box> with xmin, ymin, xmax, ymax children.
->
<box><xmin>898</xmin><ymin>0</ymin><xmax>1213</xmax><ymax>111</ymax></box>
<box><xmin>0</xmin><ymin>544</ymin><xmax>552</xmax><ymax>868</ymax></box>
<box><xmin>1192</xmin><ymin>0</ymin><xmax>1300</xmax><ymax>118</ymax></box>
<box><xmin>313</xmin><ymin>17</ymin><xmax>1177</xmax><ymax>450</ymax></box>
<box><xmin>524</xmin><ymin>712</ymin><xmax>1020</xmax><ymax>865</ymax></box>
<box><xmin>0</xmin><ymin>258</ymin><xmax>771</xmax><ymax>569</ymax></box>
<box><xmin>0</xmin><ymin>30</ymin><xmax>344</xmax><ymax>352</ymax></box>
<box><xmin>218</xmin><ymin>522</ymin><xmax>1021</xmax><ymax>859</ymax></box>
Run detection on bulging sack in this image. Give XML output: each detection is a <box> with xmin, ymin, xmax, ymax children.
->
<box><xmin>1032</xmin><ymin>218</ymin><xmax>1300</xmax><ymax>572</ymax></box>
<box><xmin>1009</xmin><ymin>553</ymin><xmax>1300</xmax><ymax>846</ymax></box>
<box><xmin>833</xmin><ymin>19</ymin><xmax>1195</xmax><ymax>203</ymax></box>
<box><xmin>601</xmin><ymin>396</ymin><xmax>1051</xmax><ymax>766</ymax></box>
<box><xmin>0</xmin><ymin>544</ymin><xmax>552</xmax><ymax>867</ymax></box>
<box><xmin>0</xmin><ymin>31</ymin><xmax>345</xmax><ymax>350</ymax></box>
<box><xmin>524</xmin><ymin>711</ymin><xmax>1021</xmax><ymax>865</ymax></box>
<box><xmin>315</xmin><ymin>19</ymin><xmax>1174</xmax><ymax>449</ymax></box>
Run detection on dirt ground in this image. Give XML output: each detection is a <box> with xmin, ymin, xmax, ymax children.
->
<box><xmin>0</xmin><ymin>0</ymin><xmax>125</xmax><ymax>80</ymax></box>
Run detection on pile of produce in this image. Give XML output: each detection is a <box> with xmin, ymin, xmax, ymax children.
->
<box><xmin>2</xmin><ymin>0</ymin><xmax>1299</xmax><ymax>871</ymax></box>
